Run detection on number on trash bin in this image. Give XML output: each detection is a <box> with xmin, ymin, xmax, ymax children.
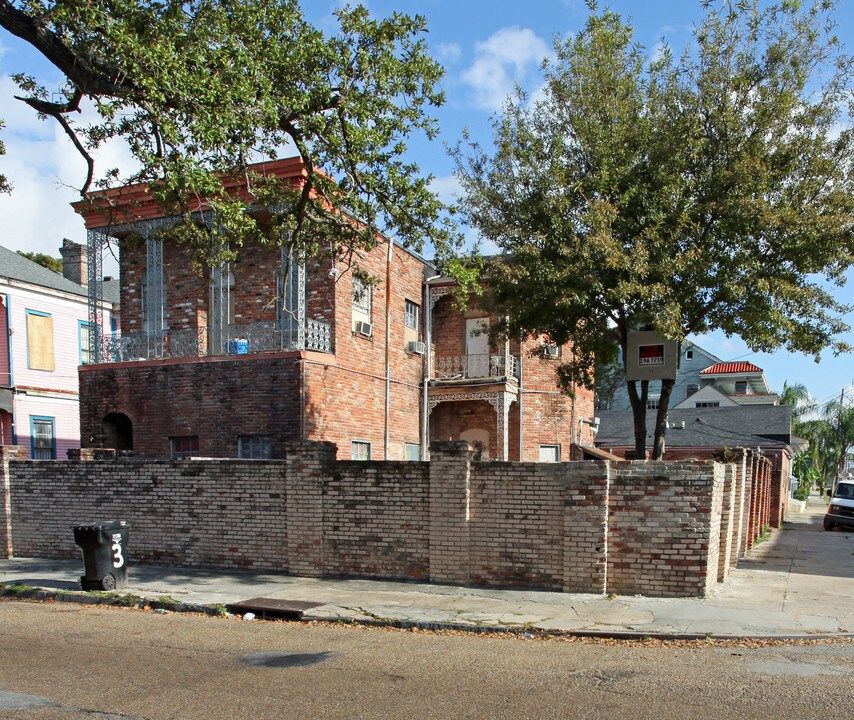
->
<box><xmin>111</xmin><ymin>532</ymin><xmax>124</xmax><ymax>568</ymax></box>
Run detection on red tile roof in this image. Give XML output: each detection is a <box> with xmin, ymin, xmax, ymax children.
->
<box><xmin>700</xmin><ymin>362</ymin><xmax>764</xmax><ymax>375</ymax></box>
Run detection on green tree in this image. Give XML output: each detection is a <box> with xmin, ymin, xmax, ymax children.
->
<box><xmin>0</xmin><ymin>1</ymin><xmax>472</xmax><ymax>283</ymax></box>
<box><xmin>16</xmin><ymin>251</ymin><xmax>63</xmax><ymax>274</ymax></box>
<box><xmin>455</xmin><ymin>0</ymin><xmax>854</xmax><ymax>459</ymax></box>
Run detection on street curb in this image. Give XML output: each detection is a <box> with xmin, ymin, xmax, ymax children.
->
<box><xmin>3</xmin><ymin>585</ymin><xmax>853</xmax><ymax>642</ymax></box>
<box><xmin>0</xmin><ymin>585</ymin><xmax>225</xmax><ymax>617</ymax></box>
<box><xmin>298</xmin><ymin>614</ymin><xmax>854</xmax><ymax>642</ymax></box>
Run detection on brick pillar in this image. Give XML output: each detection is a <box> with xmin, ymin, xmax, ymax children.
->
<box><xmin>762</xmin><ymin>457</ymin><xmax>772</xmax><ymax>528</ymax></box>
<box><xmin>1</xmin><ymin>446</ymin><xmax>27</xmax><ymax>558</ymax></box>
<box><xmin>747</xmin><ymin>452</ymin><xmax>759</xmax><ymax>547</ymax></box>
<box><xmin>717</xmin><ymin>463</ymin><xmax>736</xmax><ymax>581</ymax></box>
<box><xmin>284</xmin><ymin>441</ymin><xmax>336</xmax><ymax>577</ymax></box>
<box><xmin>428</xmin><ymin>441</ymin><xmax>477</xmax><ymax>585</ymax></box>
<box><xmin>730</xmin><ymin>449</ymin><xmax>747</xmax><ymax>563</ymax></box>
<box><xmin>562</xmin><ymin>461</ymin><xmax>609</xmax><ymax>593</ymax></box>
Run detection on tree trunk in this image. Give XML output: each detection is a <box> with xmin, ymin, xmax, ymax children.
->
<box><xmin>626</xmin><ymin>379</ymin><xmax>649</xmax><ymax>459</ymax></box>
<box><xmin>651</xmin><ymin>378</ymin><xmax>676</xmax><ymax>460</ymax></box>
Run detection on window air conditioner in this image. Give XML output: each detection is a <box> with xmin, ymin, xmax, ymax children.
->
<box><xmin>407</xmin><ymin>341</ymin><xmax>426</xmax><ymax>355</ymax></box>
<box><xmin>356</xmin><ymin>321</ymin><xmax>373</xmax><ymax>337</ymax></box>
<box><xmin>541</xmin><ymin>343</ymin><xmax>559</xmax><ymax>358</ymax></box>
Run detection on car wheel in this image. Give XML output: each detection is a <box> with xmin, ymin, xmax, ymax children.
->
<box><xmin>823</xmin><ymin>517</ymin><xmax>835</xmax><ymax>531</ymax></box>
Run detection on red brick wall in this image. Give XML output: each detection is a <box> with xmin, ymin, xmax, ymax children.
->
<box><xmin>607</xmin><ymin>460</ymin><xmax>724</xmax><ymax>597</ymax></box>
<box><xmin>80</xmin><ymin>355</ymin><xmax>303</xmax><ymax>458</ymax></box>
<box><xmin>468</xmin><ymin>461</ymin><xmax>567</xmax><ymax>589</ymax></box>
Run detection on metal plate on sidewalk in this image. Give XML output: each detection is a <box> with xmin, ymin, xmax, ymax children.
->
<box><xmin>226</xmin><ymin>597</ymin><xmax>323</xmax><ymax>620</ymax></box>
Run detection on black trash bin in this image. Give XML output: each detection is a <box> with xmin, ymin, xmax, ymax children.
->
<box><xmin>72</xmin><ymin>520</ymin><xmax>130</xmax><ymax>591</ymax></box>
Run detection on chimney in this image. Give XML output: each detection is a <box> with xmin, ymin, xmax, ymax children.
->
<box><xmin>59</xmin><ymin>238</ymin><xmax>88</xmax><ymax>287</ymax></box>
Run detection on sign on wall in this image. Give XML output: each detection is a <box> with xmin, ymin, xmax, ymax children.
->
<box><xmin>625</xmin><ymin>330</ymin><xmax>678</xmax><ymax>381</ymax></box>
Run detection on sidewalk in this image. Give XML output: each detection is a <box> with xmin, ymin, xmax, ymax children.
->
<box><xmin>2</xmin><ymin>494</ymin><xmax>853</xmax><ymax>638</ymax></box>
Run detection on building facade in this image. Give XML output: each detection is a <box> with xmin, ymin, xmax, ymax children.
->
<box><xmin>608</xmin><ymin>343</ymin><xmax>779</xmax><ymax>410</ymax></box>
<box><xmin>75</xmin><ymin>158</ymin><xmax>594</xmax><ymax>461</ymax></box>
<box><xmin>0</xmin><ymin>243</ymin><xmax>117</xmax><ymax>458</ymax></box>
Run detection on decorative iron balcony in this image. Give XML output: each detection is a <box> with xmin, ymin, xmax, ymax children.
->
<box><xmin>93</xmin><ymin>319</ymin><xmax>333</xmax><ymax>364</ymax></box>
<box><xmin>432</xmin><ymin>353</ymin><xmax>520</xmax><ymax>381</ymax></box>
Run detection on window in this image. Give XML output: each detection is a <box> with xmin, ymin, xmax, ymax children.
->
<box><xmin>695</xmin><ymin>401</ymin><xmax>720</xmax><ymax>408</ymax></box>
<box><xmin>405</xmin><ymin>443</ymin><xmax>420</xmax><ymax>461</ymax></box>
<box><xmin>352</xmin><ymin>277</ymin><xmax>372</xmax><ymax>316</ymax></box>
<box><xmin>30</xmin><ymin>417</ymin><xmax>56</xmax><ymax>460</ymax></box>
<box><xmin>238</xmin><ymin>435</ymin><xmax>272</xmax><ymax>459</ymax></box>
<box><xmin>686</xmin><ymin>349</ymin><xmax>694</xmax><ymax>360</ymax></box>
<box><xmin>26</xmin><ymin>310</ymin><xmax>54</xmax><ymax>371</ymax></box>
<box><xmin>539</xmin><ymin>444</ymin><xmax>561</xmax><ymax>463</ymax></box>
<box><xmin>404</xmin><ymin>300</ymin><xmax>420</xmax><ymax>330</ymax></box>
<box><xmin>734</xmin><ymin>380</ymin><xmax>749</xmax><ymax>395</ymax></box>
<box><xmin>79</xmin><ymin>321</ymin><xmax>94</xmax><ymax>365</ymax></box>
<box><xmin>687</xmin><ymin>383</ymin><xmax>699</xmax><ymax>397</ymax></box>
<box><xmin>647</xmin><ymin>398</ymin><xmax>660</xmax><ymax>410</ymax></box>
<box><xmin>170</xmin><ymin>435</ymin><xmax>199</xmax><ymax>459</ymax></box>
<box><xmin>351</xmin><ymin>441</ymin><xmax>371</xmax><ymax>461</ymax></box>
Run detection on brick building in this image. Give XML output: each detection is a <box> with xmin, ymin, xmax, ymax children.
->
<box><xmin>74</xmin><ymin>158</ymin><xmax>594</xmax><ymax>461</ymax></box>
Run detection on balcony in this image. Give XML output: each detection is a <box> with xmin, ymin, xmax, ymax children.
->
<box><xmin>92</xmin><ymin>319</ymin><xmax>333</xmax><ymax>364</ymax></box>
<box><xmin>431</xmin><ymin>353</ymin><xmax>519</xmax><ymax>382</ymax></box>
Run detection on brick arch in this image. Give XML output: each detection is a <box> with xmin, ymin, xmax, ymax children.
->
<box><xmin>429</xmin><ymin>400</ymin><xmax>498</xmax><ymax>459</ymax></box>
<box><xmin>101</xmin><ymin>412</ymin><xmax>133</xmax><ymax>453</ymax></box>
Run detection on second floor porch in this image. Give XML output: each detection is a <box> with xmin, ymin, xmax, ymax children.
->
<box><xmin>89</xmin><ymin>318</ymin><xmax>333</xmax><ymax>364</ymax></box>
<box><xmin>431</xmin><ymin>353</ymin><xmax>519</xmax><ymax>384</ymax></box>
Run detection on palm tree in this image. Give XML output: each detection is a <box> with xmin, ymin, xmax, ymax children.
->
<box><xmin>778</xmin><ymin>381</ymin><xmax>815</xmax><ymax>429</ymax></box>
<box><xmin>822</xmin><ymin>400</ymin><xmax>854</xmax><ymax>488</ymax></box>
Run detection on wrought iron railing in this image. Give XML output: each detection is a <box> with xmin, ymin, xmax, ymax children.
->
<box><xmin>94</xmin><ymin>319</ymin><xmax>333</xmax><ymax>364</ymax></box>
<box><xmin>432</xmin><ymin>353</ymin><xmax>519</xmax><ymax>381</ymax></box>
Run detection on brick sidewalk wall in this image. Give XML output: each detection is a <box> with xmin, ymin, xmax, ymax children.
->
<box><xmin>1</xmin><ymin>441</ymin><xmax>738</xmax><ymax>597</ymax></box>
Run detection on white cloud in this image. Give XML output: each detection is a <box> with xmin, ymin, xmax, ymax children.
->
<box><xmin>0</xmin><ymin>76</ymin><xmax>139</xmax><ymax>259</ymax></box>
<box><xmin>460</xmin><ymin>27</ymin><xmax>550</xmax><ymax>112</ymax></box>
<box><xmin>436</xmin><ymin>43</ymin><xmax>462</xmax><ymax>64</ymax></box>
<box><xmin>429</xmin><ymin>174</ymin><xmax>463</xmax><ymax>205</ymax></box>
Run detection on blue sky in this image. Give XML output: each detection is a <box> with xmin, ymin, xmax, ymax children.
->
<box><xmin>1</xmin><ymin>0</ymin><xmax>853</xmax><ymax>405</ymax></box>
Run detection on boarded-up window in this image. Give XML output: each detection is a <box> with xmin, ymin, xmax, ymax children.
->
<box><xmin>27</xmin><ymin>312</ymin><xmax>55</xmax><ymax>371</ymax></box>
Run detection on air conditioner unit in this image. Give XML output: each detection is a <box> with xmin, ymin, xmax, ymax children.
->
<box><xmin>407</xmin><ymin>341</ymin><xmax>426</xmax><ymax>355</ymax></box>
<box><xmin>355</xmin><ymin>321</ymin><xmax>373</xmax><ymax>337</ymax></box>
<box><xmin>541</xmin><ymin>343</ymin><xmax>559</xmax><ymax>358</ymax></box>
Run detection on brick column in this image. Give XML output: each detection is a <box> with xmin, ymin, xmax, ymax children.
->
<box><xmin>428</xmin><ymin>441</ymin><xmax>477</xmax><ymax>585</ymax></box>
<box><xmin>562</xmin><ymin>462</ymin><xmax>609</xmax><ymax>593</ymax></box>
<box><xmin>717</xmin><ymin>463</ymin><xmax>736</xmax><ymax>581</ymax></box>
<box><xmin>284</xmin><ymin>441</ymin><xmax>336</xmax><ymax>577</ymax></box>
<box><xmin>730</xmin><ymin>449</ymin><xmax>747</xmax><ymax>563</ymax></box>
<box><xmin>1</xmin><ymin>446</ymin><xmax>27</xmax><ymax>559</ymax></box>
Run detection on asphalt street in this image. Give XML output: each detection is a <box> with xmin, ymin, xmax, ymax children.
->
<box><xmin>0</xmin><ymin>601</ymin><xmax>853</xmax><ymax>720</ymax></box>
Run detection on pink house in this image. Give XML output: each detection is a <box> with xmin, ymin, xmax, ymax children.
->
<box><xmin>0</xmin><ymin>243</ymin><xmax>118</xmax><ymax>458</ymax></box>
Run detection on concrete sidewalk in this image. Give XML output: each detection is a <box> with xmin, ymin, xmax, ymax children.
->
<box><xmin>2</xmin><ymin>494</ymin><xmax>853</xmax><ymax>638</ymax></box>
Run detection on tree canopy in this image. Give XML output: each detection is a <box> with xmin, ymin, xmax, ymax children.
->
<box><xmin>16</xmin><ymin>250</ymin><xmax>63</xmax><ymax>273</ymax></box>
<box><xmin>455</xmin><ymin>0</ymin><xmax>854</xmax><ymax>458</ymax></box>
<box><xmin>0</xmin><ymin>0</ymin><xmax>470</xmax><ymax>279</ymax></box>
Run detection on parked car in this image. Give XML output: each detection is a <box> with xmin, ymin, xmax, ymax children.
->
<box><xmin>824</xmin><ymin>480</ymin><xmax>854</xmax><ymax>531</ymax></box>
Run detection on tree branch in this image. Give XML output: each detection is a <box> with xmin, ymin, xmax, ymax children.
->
<box><xmin>15</xmin><ymin>86</ymin><xmax>94</xmax><ymax>195</ymax></box>
<box><xmin>0</xmin><ymin>0</ymin><xmax>138</xmax><ymax>98</ymax></box>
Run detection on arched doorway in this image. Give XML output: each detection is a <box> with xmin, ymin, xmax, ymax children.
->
<box><xmin>102</xmin><ymin>413</ymin><xmax>133</xmax><ymax>452</ymax></box>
